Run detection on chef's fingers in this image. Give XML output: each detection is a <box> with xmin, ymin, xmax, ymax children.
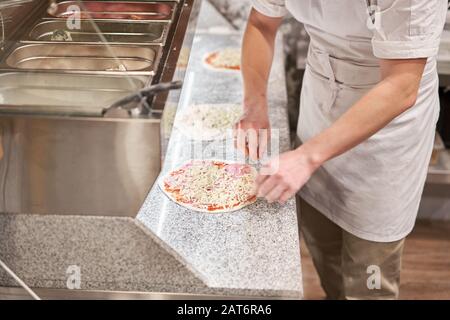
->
<box><xmin>236</xmin><ymin>127</ymin><xmax>248</xmax><ymax>157</ymax></box>
<box><xmin>255</xmin><ymin>172</ymin><xmax>270</xmax><ymax>185</ymax></box>
<box><xmin>251</xmin><ymin>180</ymin><xmax>258</xmax><ymax>195</ymax></box>
<box><xmin>247</xmin><ymin>128</ymin><xmax>259</xmax><ymax>161</ymax></box>
<box><xmin>257</xmin><ymin>176</ymin><xmax>279</xmax><ymax>198</ymax></box>
<box><xmin>259</xmin><ymin>158</ymin><xmax>277</xmax><ymax>176</ymax></box>
<box><xmin>265</xmin><ymin>184</ymin><xmax>288</xmax><ymax>203</ymax></box>
<box><xmin>232</xmin><ymin>122</ymin><xmax>239</xmax><ymax>137</ymax></box>
<box><xmin>233</xmin><ymin>124</ymin><xmax>238</xmax><ymax>149</ymax></box>
<box><xmin>232</xmin><ymin>122</ymin><xmax>239</xmax><ymax>148</ymax></box>
<box><xmin>278</xmin><ymin>190</ymin><xmax>295</xmax><ymax>204</ymax></box>
<box><xmin>258</xmin><ymin>128</ymin><xmax>270</xmax><ymax>159</ymax></box>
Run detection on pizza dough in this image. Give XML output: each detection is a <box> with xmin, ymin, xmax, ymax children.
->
<box><xmin>203</xmin><ymin>48</ymin><xmax>241</xmax><ymax>72</ymax></box>
<box><xmin>175</xmin><ymin>104</ymin><xmax>242</xmax><ymax>140</ymax></box>
<box><xmin>159</xmin><ymin>159</ymin><xmax>257</xmax><ymax>213</ymax></box>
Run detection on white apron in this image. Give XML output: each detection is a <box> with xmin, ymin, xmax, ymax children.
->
<box><xmin>252</xmin><ymin>0</ymin><xmax>447</xmax><ymax>241</ymax></box>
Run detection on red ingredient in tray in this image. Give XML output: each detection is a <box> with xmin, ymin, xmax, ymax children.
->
<box><xmin>54</xmin><ymin>2</ymin><xmax>171</xmax><ymax>20</ymax></box>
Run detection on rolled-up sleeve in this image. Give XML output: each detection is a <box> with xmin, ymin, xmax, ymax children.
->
<box><xmin>251</xmin><ymin>0</ymin><xmax>287</xmax><ymax>18</ymax></box>
<box><xmin>371</xmin><ymin>0</ymin><xmax>447</xmax><ymax>59</ymax></box>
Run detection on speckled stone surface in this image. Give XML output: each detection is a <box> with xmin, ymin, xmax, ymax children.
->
<box><xmin>136</xmin><ymin>2</ymin><xmax>303</xmax><ymax>298</ymax></box>
<box><xmin>0</xmin><ymin>214</ymin><xmax>208</xmax><ymax>293</ymax></box>
<box><xmin>0</xmin><ymin>213</ymin><xmax>299</xmax><ymax>297</ymax></box>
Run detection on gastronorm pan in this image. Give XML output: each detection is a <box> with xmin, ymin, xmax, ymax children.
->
<box><xmin>0</xmin><ymin>72</ymin><xmax>148</xmax><ymax>116</ymax></box>
<box><xmin>3</xmin><ymin>43</ymin><xmax>161</xmax><ymax>75</ymax></box>
<box><xmin>25</xmin><ymin>19</ymin><xmax>170</xmax><ymax>45</ymax></box>
<box><xmin>46</xmin><ymin>1</ymin><xmax>175</xmax><ymax>21</ymax></box>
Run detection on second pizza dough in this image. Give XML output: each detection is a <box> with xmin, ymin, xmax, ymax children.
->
<box><xmin>175</xmin><ymin>104</ymin><xmax>243</xmax><ymax>140</ymax></box>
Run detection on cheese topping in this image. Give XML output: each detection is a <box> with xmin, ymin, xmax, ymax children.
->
<box><xmin>177</xmin><ymin>104</ymin><xmax>242</xmax><ymax>140</ymax></box>
<box><xmin>163</xmin><ymin>160</ymin><xmax>257</xmax><ymax>212</ymax></box>
<box><xmin>206</xmin><ymin>48</ymin><xmax>241</xmax><ymax>70</ymax></box>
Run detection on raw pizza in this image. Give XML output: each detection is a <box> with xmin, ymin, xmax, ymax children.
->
<box><xmin>159</xmin><ymin>160</ymin><xmax>257</xmax><ymax>213</ymax></box>
<box><xmin>175</xmin><ymin>104</ymin><xmax>242</xmax><ymax>140</ymax></box>
<box><xmin>204</xmin><ymin>48</ymin><xmax>241</xmax><ymax>72</ymax></box>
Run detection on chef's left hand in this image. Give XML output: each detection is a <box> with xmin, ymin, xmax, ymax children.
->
<box><xmin>255</xmin><ymin>148</ymin><xmax>322</xmax><ymax>204</ymax></box>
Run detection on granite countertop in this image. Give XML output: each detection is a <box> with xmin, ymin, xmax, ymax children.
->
<box><xmin>136</xmin><ymin>2</ymin><xmax>303</xmax><ymax>298</ymax></box>
<box><xmin>0</xmin><ymin>1</ymin><xmax>302</xmax><ymax>299</ymax></box>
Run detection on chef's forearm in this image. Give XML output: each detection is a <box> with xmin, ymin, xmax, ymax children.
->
<box><xmin>242</xmin><ymin>9</ymin><xmax>282</xmax><ymax>110</ymax></box>
<box><xmin>297</xmin><ymin>58</ymin><xmax>427</xmax><ymax>168</ymax></box>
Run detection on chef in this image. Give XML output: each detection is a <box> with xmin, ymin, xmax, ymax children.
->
<box><xmin>236</xmin><ymin>0</ymin><xmax>447</xmax><ymax>299</ymax></box>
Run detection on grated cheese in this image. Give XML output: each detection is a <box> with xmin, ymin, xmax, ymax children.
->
<box><xmin>206</xmin><ymin>48</ymin><xmax>241</xmax><ymax>70</ymax></box>
<box><xmin>177</xmin><ymin>104</ymin><xmax>242</xmax><ymax>140</ymax></box>
<box><xmin>163</xmin><ymin>160</ymin><xmax>257</xmax><ymax>212</ymax></box>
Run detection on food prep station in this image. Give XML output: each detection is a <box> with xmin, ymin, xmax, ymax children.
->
<box><xmin>0</xmin><ymin>0</ymin><xmax>190</xmax><ymax>217</ymax></box>
<box><xmin>0</xmin><ymin>1</ymin><xmax>303</xmax><ymax>299</ymax></box>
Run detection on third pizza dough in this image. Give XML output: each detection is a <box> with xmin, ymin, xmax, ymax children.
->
<box><xmin>203</xmin><ymin>48</ymin><xmax>241</xmax><ymax>72</ymax></box>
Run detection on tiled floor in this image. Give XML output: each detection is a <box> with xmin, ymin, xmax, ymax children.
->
<box><xmin>301</xmin><ymin>220</ymin><xmax>450</xmax><ymax>300</ymax></box>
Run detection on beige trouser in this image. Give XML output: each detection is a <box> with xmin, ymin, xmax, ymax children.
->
<box><xmin>298</xmin><ymin>197</ymin><xmax>405</xmax><ymax>300</ymax></box>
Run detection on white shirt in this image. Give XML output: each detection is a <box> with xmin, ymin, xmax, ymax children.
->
<box><xmin>252</xmin><ymin>0</ymin><xmax>447</xmax><ymax>241</ymax></box>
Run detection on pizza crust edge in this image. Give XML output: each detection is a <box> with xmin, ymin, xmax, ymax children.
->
<box><xmin>158</xmin><ymin>159</ymin><xmax>258</xmax><ymax>213</ymax></box>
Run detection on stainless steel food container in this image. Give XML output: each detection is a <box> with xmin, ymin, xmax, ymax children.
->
<box><xmin>25</xmin><ymin>19</ymin><xmax>170</xmax><ymax>45</ymax></box>
<box><xmin>0</xmin><ymin>113</ymin><xmax>162</xmax><ymax>216</ymax></box>
<box><xmin>46</xmin><ymin>1</ymin><xmax>176</xmax><ymax>21</ymax></box>
<box><xmin>2</xmin><ymin>42</ymin><xmax>162</xmax><ymax>75</ymax></box>
<box><xmin>0</xmin><ymin>69</ymin><xmax>161</xmax><ymax>216</ymax></box>
<box><xmin>0</xmin><ymin>72</ymin><xmax>149</xmax><ymax>116</ymax></box>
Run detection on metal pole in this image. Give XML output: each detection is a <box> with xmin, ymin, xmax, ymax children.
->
<box><xmin>0</xmin><ymin>258</ymin><xmax>41</xmax><ymax>300</ymax></box>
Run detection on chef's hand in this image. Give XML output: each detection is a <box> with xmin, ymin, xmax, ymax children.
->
<box><xmin>256</xmin><ymin>148</ymin><xmax>322</xmax><ymax>204</ymax></box>
<box><xmin>234</xmin><ymin>100</ymin><xmax>270</xmax><ymax>161</ymax></box>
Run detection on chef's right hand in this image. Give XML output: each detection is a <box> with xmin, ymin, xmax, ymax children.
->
<box><xmin>234</xmin><ymin>100</ymin><xmax>271</xmax><ymax>161</ymax></box>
